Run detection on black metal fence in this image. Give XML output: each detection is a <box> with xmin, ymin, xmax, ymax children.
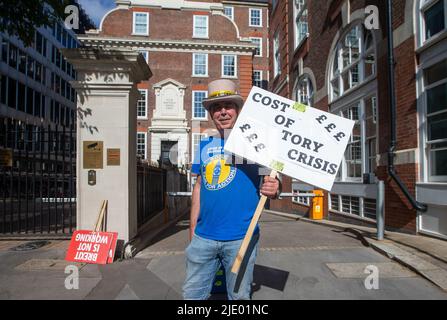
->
<box><xmin>137</xmin><ymin>163</ymin><xmax>166</xmax><ymax>228</ymax></box>
<box><xmin>0</xmin><ymin>119</ymin><xmax>76</xmax><ymax>236</ymax></box>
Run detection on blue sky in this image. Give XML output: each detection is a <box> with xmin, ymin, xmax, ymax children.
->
<box><xmin>78</xmin><ymin>0</ymin><xmax>116</xmax><ymax>28</ymax></box>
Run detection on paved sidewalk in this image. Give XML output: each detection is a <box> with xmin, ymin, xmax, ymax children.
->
<box><xmin>265</xmin><ymin>209</ymin><xmax>447</xmax><ymax>292</ymax></box>
<box><xmin>0</xmin><ymin>212</ymin><xmax>446</xmax><ymax>299</ymax></box>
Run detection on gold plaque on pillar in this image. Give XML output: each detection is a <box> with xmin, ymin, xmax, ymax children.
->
<box><xmin>83</xmin><ymin>141</ymin><xmax>103</xmax><ymax>169</ymax></box>
<box><xmin>107</xmin><ymin>148</ymin><xmax>120</xmax><ymax>166</ymax></box>
<box><xmin>0</xmin><ymin>148</ymin><xmax>13</xmax><ymax>167</ymax></box>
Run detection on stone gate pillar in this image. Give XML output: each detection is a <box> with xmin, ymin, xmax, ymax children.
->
<box><xmin>62</xmin><ymin>48</ymin><xmax>152</xmax><ymax>246</ymax></box>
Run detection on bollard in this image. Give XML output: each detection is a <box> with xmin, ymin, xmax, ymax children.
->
<box><xmin>376</xmin><ymin>181</ymin><xmax>385</xmax><ymax>240</ymax></box>
<box><xmin>310</xmin><ymin>190</ymin><xmax>324</xmax><ymax>220</ymax></box>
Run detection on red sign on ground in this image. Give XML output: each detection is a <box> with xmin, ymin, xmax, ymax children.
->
<box><xmin>65</xmin><ymin>230</ymin><xmax>117</xmax><ymax>265</ymax></box>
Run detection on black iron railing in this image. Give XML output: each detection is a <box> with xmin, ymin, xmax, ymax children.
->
<box><xmin>136</xmin><ymin>163</ymin><xmax>166</xmax><ymax>228</ymax></box>
<box><xmin>0</xmin><ymin>118</ymin><xmax>76</xmax><ymax>236</ymax></box>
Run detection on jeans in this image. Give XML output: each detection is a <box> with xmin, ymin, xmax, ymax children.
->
<box><xmin>183</xmin><ymin>232</ymin><xmax>259</xmax><ymax>300</ymax></box>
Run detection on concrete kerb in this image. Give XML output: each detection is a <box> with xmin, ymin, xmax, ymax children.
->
<box><xmin>264</xmin><ymin>209</ymin><xmax>447</xmax><ymax>292</ymax></box>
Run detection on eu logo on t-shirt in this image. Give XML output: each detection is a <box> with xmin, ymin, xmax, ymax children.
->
<box><xmin>191</xmin><ymin>137</ymin><xmax>262</xmax><ymax>241</ymax></box>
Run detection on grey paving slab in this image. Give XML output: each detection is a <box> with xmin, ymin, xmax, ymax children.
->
<box><xmin>115</xmin><ymin>284</ymin><xmax>141</xmax><ymax>300</ymax></box>
<box><xmin>326</xmin><ymin>262</ymin><xmax>416</xmax><ymax>278</ymax></box>
<box><xmin>0</xmin><ymin>274</ymin><xmax>102</xmax><ymax>300</ymax></box>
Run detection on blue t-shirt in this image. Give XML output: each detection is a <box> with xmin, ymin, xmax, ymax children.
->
<box><xmin>191</xmin><ymin>136</ymin><xmax>262</xmax><ymax>241</ymax></box>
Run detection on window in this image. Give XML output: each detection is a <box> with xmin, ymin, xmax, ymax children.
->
<box><xmin>363</xmin><ymin>198</ymin><xmax>377</xmax><ymax>220</ymax></box>
<box><xmin>273</xmin><ymin>32</ymin><xmax>281</xmax><ymax>77</ymax></box>
<box><xmin>292</xmin><ymin>189</ymin><xmax>310</xmax><ymax>206</ymax></box>
<box><xmin>249</xmin><ymin>8</ymin><xmax>262</xmax><ymax>27</ymax></box>
<box><xmin>1</xmin><ymin>39</ymin><xmax>8</xmax><ymax>63</ymax></box>
<box><xmin>192</xmin><ymin>53</ymin><xmax>208</xmax><ymax>76</ymax></box>
<box><xmin>222</xmin><ymin>55</ymin><xmax>236</xmax><ymax>77</ymax></box>
<box><xmin>294</xmin><ymin>75</ymin><xmax>314</xmax><ymax>106</ymax></box>
<box><xmin>137</xmin><ymin>89</ymin><xmax>147</xmax><ymax>119</ymax></box>
<box><xmin>26</xmin><ymin>87</ymin><xmax>33</xmax><ymax>115</ymax></box>
<box><xmin>193</xmin><ymin>15</ymin><xmax>209</xmax><ymax>38</ymax></box>
<box><xmin>0</xmin><ymin>75</ymin><xmax>7</xmax><ymax>105</ymax></box>
<box><xmin>329</xmin><ymin>193</ymin><xmax>377</xmax><ymax>220</ymax></box>
<box><xmin>250</xmin><ymin>37</ymin><xmax>262</xmax><ymax>57</ymax></box>
<box><xmin>192</xmin><ymin>91</ymin><xmax>207</xmax><ymax>120</ymax></box>
<box><xmin>331</xmin><ymin>25</ymin><xmax>376</xmax><ymax>101</ymax></box>
<box><xmin>329</xmin><ymin>194</ymin><xmax>340</xmax><ymax>212</ymax></box>
<box><xmin>425</xmin><ymin>58</ymin><xmax>447</xmax><ymax>180</ymax></box>
<box><xmin>224</xmin><ymin>6</ymin><xmax>234</xmax><ymax>20</ymax></box>
<box><xmin>137</xmin><ymin>132</ymin><xmax>147</xmax><ymax>159</ymax></box>
<box><xmin>192</xmin><ymin>133</ymin><xmax>208</xmax><ymax>164</ymax></box>
<box><xmin>294</xmin><ymin>0</ymin><xmax>308</xmax><ymax>48</ymax></box>
<box><xmin>341</xmin><ymin>195</ymin><xmax>360</xmax><ymax>216</ymax></box>
<box><xmin>9</xmin><ymin>43</ymin><xmax>18</xmax><ymax>69</ymax></box>
<box><xmin>253</xmin><ymin>70</ymin><xmax>262</xmax><ymax>88</ymax></box>
<box><xmin>36</xmin><ymin>31</ymin><xmax>43</xmax><ymax>54</ymax></box>
<box><xmin>421</xmin><ymin>0</ymin><xmax>446</xmax><ymax>42</ymax></box>
<box><xmin>8</xmin><ymin>77</ymin><xmax>16</xmax><ymax>109</ymax></box>
<box><xmin>343</xmin><ymin>103</ymin><xmax>362</xmax><ymax>179</ymax></box>
<box><xmin>34</xmin><ymin>92</ymin><xmax>41</xmax><ymax>117</ymax></box>
<box><xmin>35</xmin><ymin>62</ymin><xmax>42</xmax><ymax>83</ymax></box>
<box><xmin>365</xmin><ymin>96</ymin><xmax>377</xmax><ymax>173</ymax></box>
<box><xmin>18</xmin><ymin>50</ymin><xmax>26</xmax><ymax>74</ymax></box>
<box><xmin>17</xmin><ymin>82</ymin><xmax>25</xmax><ymax>112</ymax></box>
<box><xmin>133</xmin><ymin>12</ymin><xmax>149</xmax><ymax>35</ymax></box>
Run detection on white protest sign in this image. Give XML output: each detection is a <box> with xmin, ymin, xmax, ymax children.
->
<box><xmin>224</xmin><ymin>87</ymin><xmax>355</xmax><ymax>191</ymax></box>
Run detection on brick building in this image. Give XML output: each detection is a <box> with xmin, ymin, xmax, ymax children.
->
<box><xmin>268</xmin><ymin>0</ymin><xmax>447</xmax><ymax>239</ymax></box>
<box><xmin>79</xmin><ymin>0</ymin><xmax>269</xmax><ymax>186</ymax></box>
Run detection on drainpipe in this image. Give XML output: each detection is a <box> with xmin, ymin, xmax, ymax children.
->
<box><xmin>386</xmin><ymin>0</ymin><xmax>427</xmax><ymax>212</ymax></box>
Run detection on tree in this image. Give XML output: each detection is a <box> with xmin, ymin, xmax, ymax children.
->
<box><xmin>0</xmin><ymin>0</ymin><xmax>95</xmax><ymax>46</ymax></box>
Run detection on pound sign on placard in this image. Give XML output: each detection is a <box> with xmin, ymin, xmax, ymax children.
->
<box><xmin>254</xmin><ymin>144</ymin><xmax>266</xmax><ymax>153</ymax></box>
<box><xmin>246</xmin><ymin>134</ymin><xmax>258</xmax><ymax>143</ymax></box>
<box><xmin>240</xmin><ymin>124</ymin><xmax>251</xmax><ymax>133</ymax></box>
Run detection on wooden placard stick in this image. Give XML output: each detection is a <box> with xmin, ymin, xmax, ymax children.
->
<box><xmin>231</xmin><ymin>170</ymin><xmax>277</xmax><ymax>274</ymax></box>
<box><xmin>94</xmin><ymin>200</ymin><xmax>108</xmax><ymax>232</ymax></box>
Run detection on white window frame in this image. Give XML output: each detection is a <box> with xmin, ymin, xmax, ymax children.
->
<box><xmin>253</xmin><ymin>70</ymin><xmax>262</xmax><ymax>88</ymax></box>
<box><xmin>273</xmin><ymin>32</ymin><xmax>281</xmax><ymax>78</ymax></box>
<box><xmin>192</xmin><ymin>53</ymin><xmax>208</xmax><ymax>77</ymax></box>
<box><xmin>132</xmin><ymin>12</ymin><xmax>149</xmax><ymax>36</ymax></box>
<box><xmin>250</xmin><ymin>37</ymin><xmax>263</xmax><ymax>57</ymax></box>
<box><xmin>249</xmin><ymin>8</ymin><xmax>262</xmax><ymax>27</ymax></box>
<box><xmin>294</xmin><ymin>0</ymin><xmax>309</xmax><ymax>49</ymax></box>
<box><xmin>221</xmin><ymin>54</ymin><xmax>237</xmax><ymax>78</ymax></box>
<box><xmin>330</xmin><ymin>24</ymin><xmax>376</xmax><ymax>103</ymax></box>
<box><xmin>292</xmin><ymin>189</ymin><xmax>310</xmax><ymax>206</ymax></box>
<box><xmin>137</xmin><ymin>89</ymin><xmax>148</xmax><ymax>119</ymax></box>
<box><xmin>294</xmin><ymin>75</ymin><xmax>314</xmax><ymax>107</ymax></box>
<box><xmin>331</xmin><ymin>91</ymin><xmax>378</xmax><ymax>183</ymax></box>
<box><xmin>224</xmin><ymin>6</ymin><xmax>234</xmax><ymax>20</ymax></box>
<box><xmin>193</xmin><ymin>15</ymin><xmax>209</xmax><ymax>39</ymax></box>
<box><xmin>137</xmin><ymin>132</ymin><xmax>147</xmax><ymax>160</ymax></box>
<box><xmin>419</xmin><ymin>0</ymin><xmax>447</xmax><ymax>46</ymax></box>
<box><xmin>192</xmin><ymin>132</ymin><xmax>208</xmax><ymax>165</ymax></box>
<box><xmin>422</xmin><ymin>58</ymin><xmax>447</xmax><ymax>182</ymax></box>
<box><xmin>192</xmin><ymin>90</ymin><xmax>208</xmax><ymax>120</ymax></box>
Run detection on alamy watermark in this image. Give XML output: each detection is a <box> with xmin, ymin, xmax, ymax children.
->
<box><xmin>364</xmin><ymin>5</ymin><xmax>380</xmax><ymax>30</ymax></box>
<box><xmin>364</xmin><ymin>265</ymin><xmax>379</xmax><ymax>290</ymax></box>
<box><xmin>64</xmin><ymin>265</ymin><xmax>79</xmax><ymax>290</ymax></box>
<box><xmin>64</xmin><ymin>5</ymin><xmax>79</xmax><ymax>30</ymax></box>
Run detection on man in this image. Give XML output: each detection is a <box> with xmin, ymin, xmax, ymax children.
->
<box><xmin>183</xmin><ymin>79</ymin><xmax>280</xmax><ymax>300</ymax></box>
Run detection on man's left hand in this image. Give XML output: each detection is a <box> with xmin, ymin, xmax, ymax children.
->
<box><xmin>261</xmin><ymin>176</ymin><xmax>280</xmax><ymax>199</ymax></box>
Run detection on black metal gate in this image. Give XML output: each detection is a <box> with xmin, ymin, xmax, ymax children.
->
<box><xmin>0</xmin><ymin>118</ymin><xmax>76</xmax><ymax>236</ymax></box>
